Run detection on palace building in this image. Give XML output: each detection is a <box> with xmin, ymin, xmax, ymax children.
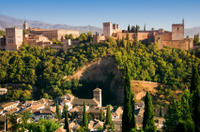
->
<box><xmin>5</xmin><ymin>27</ymin><xmax>23</xmax><ymax>51</ymax></box>
<box><xmin>0</xmin><ymin>21</ymin><xmax>80</xmax><ymax>51</ymax></box>
<box><xmin>94</xmin><ymin>20</ymin><xmax>193</xmax><ymax>50</ymax></box>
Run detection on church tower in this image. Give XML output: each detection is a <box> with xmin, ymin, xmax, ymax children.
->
<box><xmin>23</xmin><ymin>21</ymin><xmax>29</xmax><ymax>30</ymax></box>
<box><xmin>93</xmin><ymin>88</ymin><xmax>102</xmax><ymax>107</ymax></box>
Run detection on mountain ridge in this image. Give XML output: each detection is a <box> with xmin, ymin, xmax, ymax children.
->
<box><xmin>0</xmin><ymin>14</ymin><xmax>102</xmax><ymax>33</ymax></box>
<box><xmin>0</xmin><ymin>14</ymin><xmax>200</xmax><ymax>36</ymax></box>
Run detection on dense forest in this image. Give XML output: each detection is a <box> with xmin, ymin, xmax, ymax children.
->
<box><xmin>0</xmin><ymin>43</ymin><xmax>108</xmax><ymax>101</ymax></box>
<box><xmin>0</xmin><ymin>39</ymin><xmax>200</xmax><ymax>103</ymax></box>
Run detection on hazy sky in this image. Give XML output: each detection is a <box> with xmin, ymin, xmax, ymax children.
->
<box><xmin>0</xmin><ymin>0</ymin><xmax>200</xmax><ymax>30</ymax></box>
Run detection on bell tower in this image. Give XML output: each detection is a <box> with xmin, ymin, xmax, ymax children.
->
<box><xmin>23</xmin><ymin>21</ymin><xmax>29</xmax><ymax>30</ymax></box>
<box><xmin>93</xmin><ymin>88</ymin><xmax>102</xmax><ymax>107</ymax></box>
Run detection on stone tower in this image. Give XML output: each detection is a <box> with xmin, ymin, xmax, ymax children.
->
<box><xmin>93</xmin><ymin>88</ymin><xmax>102</xmax><ymax>107</ymax></box>
<box><xmin>103</xmin><ymin>22</ymin><xmax>113</xmax><ymax>38</ymax></box>
<box><xmin>23</xmin><ymin>21</ymin><xmax>29</xmax><ymax>30</ymax></box>
<box><xmin>172</xmin><ymin>19</ymin><xmax>184</xmax><ymax>40</ymax></box>
<box><xmin>5</xmin><ymin>27</ymin><xmax>23</xmax><ymax>51</ymax></box>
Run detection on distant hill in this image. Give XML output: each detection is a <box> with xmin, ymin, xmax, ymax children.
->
<box><xmin>1</xmin><ymin>14</ymin><xmax>200</xmax><ymax>37</ymax></box>
<box><xmin>0</xmin><ymin>14</ymin><xmax>102</xmax><ymax>33</ymax></box>
<box><xmin>185</xmin><ymin>27</ymin><xmax>200</xmax><ymax>37</ymax></box>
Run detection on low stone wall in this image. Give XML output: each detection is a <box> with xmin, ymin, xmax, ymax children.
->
<box><xmin>159</xmin><ymin>38</ymin><xmax>193</xmax><ymax>50</ymax></box>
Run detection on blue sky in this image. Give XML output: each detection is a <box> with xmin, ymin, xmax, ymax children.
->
<box><xmin>0</xmin><ymin>0</ymin><xmax>200</xmax><ymax>30</ymax></box>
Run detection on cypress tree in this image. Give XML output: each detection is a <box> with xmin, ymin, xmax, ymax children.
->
<box><xmin>159</xmin><ymin>106</ymin><xmax>163</xmax><ymax>117</ymax></box>
<box><xmin>190</xmin><ymin>65</ymin><xmax>200</xmax><ymax>92</ymax></box>
<box><xmin>81</xmin><ymin>103</ymin><xmax>88</xmax><ymax>129</ymax></box>
<box><xmin>64</xmin><ymin>104</ymin><xmax>70</xmax><ymax>132</ymax></box>
<box><xmin>164</xmin><ymin>99</ymin><xmax>180</xmax><ymax>132</ymax></box>
<box><xmin>56</xmin><ymin>103</ymin><xmax>61</xmax><ymax>120</ymax></box>
<box><xmin>194</xmin><ymin>34</ymin><xmax>199</xmax><ymax>45</ymax></box>
<box><xmin>180</xmin><ymin>90</ymin><xmax>192</xmax><ymax>120</ymax></box>
<box><xmin>143</xmin><ymin>92</ymin><xmax>156</xmax><ymax>132</ymax></box>
<box><xmin>128</xmin><ymin>25</ymin><xmax>131</xmax><ymax>32</ymax></box>
<box><xmin>62</xmin><ymin>104</ymin><xmax>67</xmax><ymax>118</ymax></box>
<box><xmin>104</xmin><ymin>105</ymin><xmax>114</xmax><ymax>130</ymax></box>
<box><xmin>164</xmin><ymin>90</ymin><xmax>193</xmax><ymax>132</ymax></box>
<box><xmin>190</xmin><ymin>65</ymin><xmax>200</xmax><ymax>132</ymax></box>
<box><xmin>100</xmin><ymin>109</ymin><xmax>104</xmax><ymax>121</ymax></box>
<box><xmin>122</xmin><ymin>64</ymin><xmax>136</xmax><ymax>132</ymax></box>
<box><xmin>175</xmin><ymin>119</ymin><xmax>195</xmax><ymax>132</ymax></box>
<box><xmin>131</xmin><ymin>93</ymin><xmax>137</xmax><ymax>130</ymax></box>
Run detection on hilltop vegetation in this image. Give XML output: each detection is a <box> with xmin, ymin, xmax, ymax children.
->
<box><xmin>0</xmin><ymin>43</ymin><xmax>108</xmax><ymax>101</ymax></box>
<box><xmin>0</xmin><ymin>39</ymin><xmax>200</xmax><ymax>104</ymax></box>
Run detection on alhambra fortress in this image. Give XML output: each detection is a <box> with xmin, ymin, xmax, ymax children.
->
<box><xmin>96</xmin><ymin>19</ymin><xmax>193</xmax><ymax>50</ymax></box>
<box><xmin>0</xmin><ymin>20</ymin><xmax>195</xmax><ymax>51</ymax></box>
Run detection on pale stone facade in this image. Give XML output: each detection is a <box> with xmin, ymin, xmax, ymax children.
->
<box><xmin>0</xmin><ymin>88</ymin><xmax>7</xmax><ymax>95</ymax></box>
<box><xmin>3</xmin><ymin>21</ymin><xmax>80</xmax><ymax>50</ymax></box>
<box><xmin>29</xmin><ymin>28</ymin><xmax>79</xmax><ymax>41</ymax></box>
<box><xmin>103</xmin><ymin>22</ymin><xmax>121</xmax><ymax>38</ymax></box>
<box><xmin>5</xmin><ymin>27</ymin><xmax>23</xmax><ymax>51</ymax></box>
<box><xmin>24</xmin><ymin>34</ymin><xmax>52</xmax><ymax>46</ymax></box>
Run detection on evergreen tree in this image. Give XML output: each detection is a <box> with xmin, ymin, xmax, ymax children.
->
<box><xmin>180</xmin><ymin>90</ymin><xmax>192</xmax><ymax>120</ymax></box>
<box><xmin>81</xmin><ymin>103</ymin><xmax>88</xmax><ymax>129</ymax></box>
<box><xmin>62</xmin><ymin>104</ymin><xmax>68</xmax><ymax>118</ymax></box>
<box><xmin>131</xmin><ymin>26</ymin><xmax>136</xmax><ymax>33</ymax></box>
<box><xmin>122</xmin><ymin>64</ymin><xmax>136</xmax><ymax>132</ymax></box>
<box><xmin>104</xmin><ymin>105</ymin><xmax>114</xmax><ymax>130</ymax></box>
<box><xmin>191</xmin><ymin>65</ymin><xmax>200</xmax><ymax>132</ymax></box>
<box><xmin>164</xmin><ymin>98</ymin><xmax>181</xmax><ymax>132</ymax></box>
<box><xmin>100</xmin><ymin>109</ymin><xmax>104</xmax><ymax>121</ymax></box>
<box><xmin>194</xmin><ymin>34</ymin><xmax>199</xmax><ymax>45</ymax></box>
<box><xmin>136</xmin><ymin>25</ymin><xmax>140</xmax><ymax>33</ymax></box>
<box><xmin>128</xmin><ymin>25</ymin><xmax>131</xmax><ymax>32</ymax></box>
<box><xmin>159</xmin><ymin>106</ymin><xmax>163</xmax><ymax>117</ymax></box>
<box><xmin>164</xmin><ymin>91</ymin><xmax>193</xmax><ymax>132</ymax></box>
<box><xmin>56</xmin><ymin>103</ymin><xmax>61</xmax><ymax>120</ymax></box>
<box><xmin>190</xmin><ymin>65</ymin><xmax>200</xmax><ymax>92</ymax></box>
<box><xmin>131</xmin><ymin>93</ymin><xmax>137</xmax><ymax>130</ymax></box>
<box><xmin>143</xmin><ymin>92</ymin><xmax>156</xmax><ymax>132</ymax></box>
<box><xmin>193</xmin><ymin>88</ymin><xmax>200</xmax><ymax>132</ymax></box>
<box><xmin>175</xmin><ymin>119</ymin><xmax>195</xmax><ymax>132</ymax></box>
<box><xmin>63</xmin><ymin>104</ymin><xmax>70</xmax><ymax>132</ymax></box>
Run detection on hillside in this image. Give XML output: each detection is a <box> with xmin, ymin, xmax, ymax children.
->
<box><xmin>65</xmin><ymin>56</ymin><xmax>123</xmax><ymax>105</ymax></box>
<box><xmin>0</xmin><ymin>14</ymin><xmax>102</xmax><ymax>33</ymax></box>
<box><xmin>64</xmin><ymin>56</ymin><xmax>182</xmax><ymax>106</ymax></box>
<box><xmin>0</xmin><ymin>41</ymin><xmax>200</xmax><ymax>106</ymax></box>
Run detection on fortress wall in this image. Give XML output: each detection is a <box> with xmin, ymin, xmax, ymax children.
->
<box><xmin>114</xmin><ymin>32</ymin><xmax>135</xmax><ymax>40</ymax></box>
<box><xmin>161</xmin><ymin>39</ymin><xmax>193</xmax><ymax>50</ymax></box>
<box><xmin>137</xmin><ymin>32</ymin><xmax>149</xmax><ymax>41</ymax></box>
<box><xmin>160</xmin><ymin>32</ymin><xmax>172</xmax><ymax>41</ymax></box>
